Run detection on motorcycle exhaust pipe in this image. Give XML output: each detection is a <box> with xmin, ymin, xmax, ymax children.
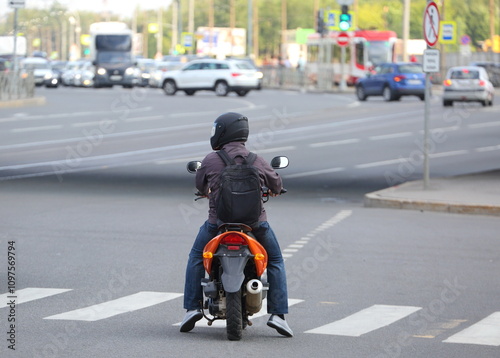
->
<box><xmin>246</xmin><ymin>279</ymin><xmax>263</xmax><ymax>314</ymax></box>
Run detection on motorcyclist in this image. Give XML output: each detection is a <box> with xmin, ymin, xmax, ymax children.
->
<box><xmin>180</xmin><ymin>112</ymin><xmax>293</xmax><ymax>337</ymax></box>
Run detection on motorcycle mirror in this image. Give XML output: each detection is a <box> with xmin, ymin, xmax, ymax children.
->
<box><xmin>270</xmin><ymin>156</ymin><xmax>289</xmax><ymax>169</ymax></box>
<box><xmin>187</xmin><ymin>161</ymin><xmax>202</xmax><ymax>173</ymax></box>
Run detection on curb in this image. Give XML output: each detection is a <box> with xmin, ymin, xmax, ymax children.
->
<box><xmin>0</xmin><ymin>97</ymin><xmax>46</xmax><ymax>108</ymax></box>
<box><xmin>364</xmin><ymin>189</ymin><xmax>500</xmax><ymax>217</ymax></box>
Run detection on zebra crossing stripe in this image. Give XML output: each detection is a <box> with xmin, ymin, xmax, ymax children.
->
<box><xmin>44</xmin><ymin>291</ymin><xmax>183</xmax><ymax>321</ymax></box>
<box><xmin>305</xmin><ymin>304</ymin><xmax>421</xmax><ymax>337</ymax></box>
<box><xmin>0</xmin><ymin>288</ymin><xmax>72</xmax><ymax>308</ymax></box>
<box><xmin>443</xmin><ymin>312</ymin><xmax>500</xmax><ymax>346</ymax></box>
<box><xmin>173</xmin><ymin>298</ymin><xmax>304</xmax><ymax>328</ymax></box>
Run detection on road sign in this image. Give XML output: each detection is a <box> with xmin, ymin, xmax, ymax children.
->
<box><xmin>8</xmin><ymin>0</ymin><xmax>25</xmax><ymax>8</ymax></box>
<box><xmin>423</xmin><ymin>49</ymin><xmax>440</xmax><ymax>72</ymax></box>
<box><xmin>439</xmin><ymin>21</ymin><xmax>456</xmax><ymax>44</ymax></box>
<box><xmin>337</xmin><ymin>32</ymin><xmax>350</xmax><ymax>47</ymax></box>
<box><xmin>461</xmin><ymin>35</ymin><xmax>471</xmax><ymax>45</ymax></box>
<box><xmin>423</xmin><ymin>1</ymin><xmax>440</xmax><ymax>47</ymax></box>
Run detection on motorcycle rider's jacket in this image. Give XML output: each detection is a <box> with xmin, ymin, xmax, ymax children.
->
<box><xmin>196</xmin><ymin>141</ymin><xmax>283</xmax><ymax>225</ymax></box>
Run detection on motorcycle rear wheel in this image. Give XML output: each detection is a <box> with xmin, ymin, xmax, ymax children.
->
<box><xmin>226</xmin><ymin>290</ymin><xmax>243</xmax><ymax>341</ymax></box>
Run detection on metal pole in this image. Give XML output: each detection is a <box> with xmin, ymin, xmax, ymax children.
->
<box><xmin>402</xmin><ymin>0</ymin><xmax>410</xmax><ymax>62</ymax></box>
<box><xmin>423</xmin><ymin>67</ymin><xmax>431</xmax><ymax>189</ymax></box>
<box><xmin>247</xmin><ymin>0</ymin><xmax>253</xmax><ymax>57</ymax></box>
<box><xmin>339</xmin><ymin>45</ymin><xmax>346</xmax><ymax>92</ymax></box>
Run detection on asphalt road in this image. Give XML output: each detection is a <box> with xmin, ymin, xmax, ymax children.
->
<box><xmin>1</xmin><ymin>87</ymin><xmax>499</xmax><ymax>358</ymax></box>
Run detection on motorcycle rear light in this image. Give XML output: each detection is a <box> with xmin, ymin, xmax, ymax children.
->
<box><xmin>203</xmin><ymin>251</ymin><xmax>213</xmax><ymax>259</ymax></box>
<box><xmin>220</xmin><ymin>233</ymin><xmax>247</xmax><ymax>245</ymax></box>
<box><xmin>227</xmin><ymin>245</ymin><xmax>241</xmax><ymax>250</ymax></box>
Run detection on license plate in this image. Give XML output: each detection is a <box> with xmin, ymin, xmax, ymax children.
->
<box><xmin>110</xmin><ymin>75</ymin><xmax>122</xmax><ymax>81</ymax></box>
<box><xmin>408</xmin><ymin>79</ymin><xmax>421</xmax><ymax>85</ymax></box>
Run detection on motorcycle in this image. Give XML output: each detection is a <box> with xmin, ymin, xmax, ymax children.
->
<box><xmin>186</xmin><ymin>155</ymin><xmax>288</xmax><ymax>341</ymax></box>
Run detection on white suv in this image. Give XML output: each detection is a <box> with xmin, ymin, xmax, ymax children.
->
<box><xmin>160</xmin><ymin>59</ymin><xmax>261</xmax><ymax>97</ymax></box>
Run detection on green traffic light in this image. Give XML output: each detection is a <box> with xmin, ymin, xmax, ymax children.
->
<box><xmin>339</xmin><ymin>13</ymin><xmax>351</xmax><ymax>31</ymax></box>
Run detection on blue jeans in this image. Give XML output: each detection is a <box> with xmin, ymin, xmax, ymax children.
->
<box><xmin>183</xmin><ymin>220</ymin><xmax>289</xmax><ymax>314</ymax></box>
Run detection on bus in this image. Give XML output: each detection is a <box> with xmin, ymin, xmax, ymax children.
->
<box><xmin>306</xmin><ymin>30</ymin><xmax>398</xmax><ymax>86</ymax></box>
<box><xmin>89</xmin><ymin>22</ymin><xmax>138</xmax><ymax>88</ymax></box>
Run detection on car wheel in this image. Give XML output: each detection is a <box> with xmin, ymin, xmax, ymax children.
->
<box><xmin>356</xmin><ymin>85</ymin><xmax>367</xmax><ymax>101</ymax></box>
<box><xmin>163</xmin><ymin>80</ymin><xmax>177</xmax><ymax>96</ymax></box>
<box><xmin>443</xmin><ymin>100</ymin><xmax>453</xmax><ymax>107</ymax></box>
<box><xmin>236</xmin><ymin>90</ymin><xmax>249</xmax><ymax>97</ymax></box>
<box><xmin>185</xmin><ymin>90</ymin><xmax>196</xmax><ymax>96</ymax></box>
<box><xmin>419</xmin><ymin>94</ymin><xmax>425</xmax><ymax>101</ymax></box>
<box><xmin>382</xmin><ymin>86</ymin><xmax>394</xmax><ymax>101</ymax></box>
<box><xmin>215</xmin><ymin>81</ymin><xmax>229</xmax><ymax>96</ymax></box>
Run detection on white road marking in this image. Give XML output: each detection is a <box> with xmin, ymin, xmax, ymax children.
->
<box><xmin>369</xmin><ymin>132</ymin><xmax>412</xmax><ymax>141</ymax></box>
<box><xmin>123</xmin><ymin>115</ymin><xmax>164</xmax><ymax>122</ymax></box>
<box><xmin>72</xmin><ymin>120</ymin><xmax>118</xmax><ymax>128</ymax></box>
<box><xmin>173</xmin><ymin>298</ymin><xmax>304</xmax><ymax>328</ymax></box>
<box><xmin>310</xmin><ymin>138</ymin><xmax>360</xmax><ymax>148</ymax></box>
<box><xmin>282</xmin><ymin>210</ymin><xmax>352</xmax><ymax>261</ymax></box>
<box><xmin>429</xmin><ymin>150</ymin><xmax>469</xmax><ymax>158</ymax></box>
<box><xmin>252</xmin><ymin>146</ymin><xmax>296</xmax><ymax>154</ymax></box>
<box><xmin>443</xmin><ymin>312</ymin><xmax>500</xmax><ymax>346</ymax></box>
<box><xmin>468</xmin><ymin>121</ymin><xmax>500</xmax><ymax>129</ymax></box>
<box><xmin>476</xmin><ymin>145</ymin><xmax>500</xmax><ymax>152</ymax></box>
<box><xmin>284</xmin><ymin>167</ymin><xmax>345</xmax><ymax>179</ymax></box>
<box><xmin>356</xmin><ymin>158</ymin><xmax>405</xmax><ymax>169</ymax></box>
<box><xmin>11</xmin><ymin>125</ymin><xmax>63</xmax><ymax>133</ymax></box>
<box><xmin>44</xmin><ymin>291</ymin><xmax>182</xmax><ymax>321</ymax></box>
<box><xmin>0</xmin><ymin>288</ymin><xmax>72</xmax><ymax>308</ymax></box>
<box><xmin>305</xmin><ymin>304</ymin><xmax>421</xmax><ymax>337</ymax></box>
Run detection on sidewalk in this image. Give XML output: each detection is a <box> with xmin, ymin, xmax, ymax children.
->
<box><xmin>0</xmin><ymin>96</ymin><xmax>46</xmax><ymax>108</ymax></box>
<box><xmin>364</xmin><ymin>170</ymin><xmax>500</xmax><ymax>216</ymax></box>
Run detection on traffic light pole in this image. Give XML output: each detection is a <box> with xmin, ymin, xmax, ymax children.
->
<box><xmin>339</xmin><ymin>46</ymin><xmax>347</xmax><ymax>92</ymax></box>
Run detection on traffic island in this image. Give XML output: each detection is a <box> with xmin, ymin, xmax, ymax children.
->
<box><xmin>364</xmin><ymin>170</ymin><xmax>500</xmax><ymax>217</ymax></box>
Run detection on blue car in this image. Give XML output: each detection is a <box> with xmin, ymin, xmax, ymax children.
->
<box><xmin>355</xmin><ymin>62</ymin><xmax>426</xmax><ymax>101</ymax></box>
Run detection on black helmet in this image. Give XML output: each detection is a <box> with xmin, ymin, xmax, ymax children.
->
<box><xmin>210</xmin><ymin>112</ymin><xmax>249</xmax><ymax>150</ymax></box>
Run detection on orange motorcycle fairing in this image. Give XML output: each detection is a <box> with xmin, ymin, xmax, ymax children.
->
<box><xmin>202</xmin><ymin>231</ymin><xmax>268</xmax><ymax>276</ymax></box>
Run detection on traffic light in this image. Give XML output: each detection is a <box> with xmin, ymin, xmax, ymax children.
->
<box><xmin>316</xmin><ymin>9</ymin><xmax>325</xmax><ymax>35</ymax></box>
<box><xmin>339</xmin><ymin>5</ymin><xmax>351</xmax><ymax>32</ymax></box>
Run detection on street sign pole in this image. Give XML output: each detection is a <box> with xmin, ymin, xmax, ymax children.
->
<box><xmin>422</xmin><ymin>1</ymin><xmax>440</xmax><ymax>189</ymax></box>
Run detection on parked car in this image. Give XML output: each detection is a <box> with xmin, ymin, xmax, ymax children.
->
<box><xmin>469</xmin><ymin>61</ymin><xmax>500</xmax><ymax>87</ymax></box>
<box><xmin>443</xmin><ymin>66</ymin><xmax>494</xmax><ymax>107</ymax></box>
<box><xmin>355</xmin><ymin>62</ymin><xmax>426</xmax><ymax>101</ymax></box>
<box><xmin>149</xmin><ymin>61</ymin><xmax>183</xmax><ymax>88</ymax></box>
<box><xmin>50</xmin><ymin>60</ymin><xmax>67</xmax><ymax>84</ymax></box>
<box><xmin>160</xmin><ymin>59</ymin><xmax>261</xmax><ymax>97</ymax></box>
<box><xmin>20</xmin><ymin>57</ymin><xmax>59</xmax><ymax>88</ymax></box>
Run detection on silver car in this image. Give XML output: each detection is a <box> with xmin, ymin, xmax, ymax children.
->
<box><xmin>443</xmin><ymin>66</ymin><xmax>494</xmax><ymax>107</ymax></box>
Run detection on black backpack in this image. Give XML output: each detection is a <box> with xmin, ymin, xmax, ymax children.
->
<box><xmin>216</xmin><ymin>150</ymin><xmax>262</xmax><ymax>227</ymax></box>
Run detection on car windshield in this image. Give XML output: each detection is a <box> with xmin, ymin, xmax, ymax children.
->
<box><xmin>235</xmin><ymin>62</ymin><xmax>254</xmax><ymax>70</ymax></box>
<box><xmin>366</xmin><ymin>41</ymin><xmax>392</xmax><ymax>65</ymax></box>
<box><xmin>96</xmin><ymin>51</ymin><xmax>132</xmax><ymax>64</ymax></box>
<box><xmin>399</xmin><ymin>65</ymin><xmax>423</xmax><ymax>73</ymax></box>
<box><xmin>450</xmin><ymin>70</ymin><xmax>479</xmax><ymax>80</ymax></box>
<box><xmin>22</xmin><ymin>62</ymin><xmax>50</xmax><ymax>70</ymax></box>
